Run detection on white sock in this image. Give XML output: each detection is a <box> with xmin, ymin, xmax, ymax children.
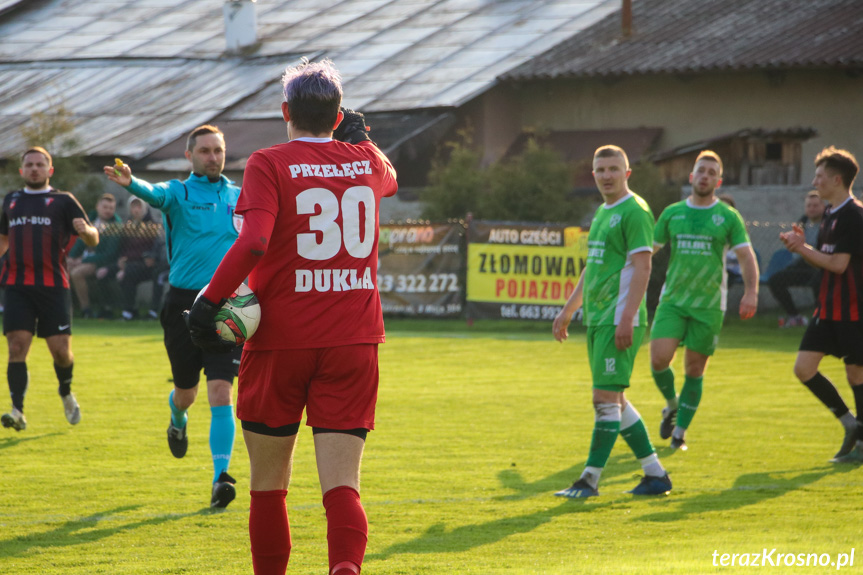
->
<box><xmin>672</xmin><ymin>425</ymin><xmax>686</xmax><ymax>440</ymax></box>
<box><xmin>580</xmin><ymin>466</ymin><xmax>602</xmax><ymax>488</ymax></box>
<box><xmin>666</xmin><ymin>397</ymin><xmax>679</xmax><ymax>410</ymax></box>
<box><xmin>638</xmin><ymin>452</ymin><xmax>665</xmax><ymax>478</ymax></box>
<box><xmin>620</xmin><ymin>402</ymin><xmax>641</xmax><ymax>429</ymax></box>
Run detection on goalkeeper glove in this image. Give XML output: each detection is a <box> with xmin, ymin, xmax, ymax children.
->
<box><xmin>333</xmin><ymin>107</ymin><xmax>372</xmax><ymax>144</ymax></box>
<box><xmin>183</xmin><ymin>296</ymin><xmax>234</xmax><ymax>354</ymax></box>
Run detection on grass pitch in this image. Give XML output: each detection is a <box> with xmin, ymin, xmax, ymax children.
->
<box><xmin>1</xmin><ymin>316</ymin><xmax>861</xmax><ymax>574</ymax></box>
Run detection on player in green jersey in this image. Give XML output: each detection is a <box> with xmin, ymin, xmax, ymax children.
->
<box><xmin>650</xmin><ymin>151</ymin><xmax>759</xmax><ymax>451</ymax></box>
<box><xmin>553</xmin><ymin>145</ymin><xmax>672</xmax><ymax>498</ymax></box>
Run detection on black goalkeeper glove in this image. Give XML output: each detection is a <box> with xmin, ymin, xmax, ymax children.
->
<box><xmin>183</xmin><ymin>296</ymin><xmax>234</xmax><ymax>354</ymax></box>
<box><xmin>333</xmin><ymin>107</ymin><xmax>372</xmax><ymax>144</ymax></box>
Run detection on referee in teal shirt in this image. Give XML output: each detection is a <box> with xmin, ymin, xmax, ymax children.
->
<box><xmin>104</xmin><ymin>125</ymin><xmax>242</xmax><ymax>508</ymax></box>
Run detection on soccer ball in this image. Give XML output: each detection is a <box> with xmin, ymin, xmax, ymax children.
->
<box><xmin>197</xmin><ymin>283</ymin><xmax>261</xmax><ymax>345</ymax></box>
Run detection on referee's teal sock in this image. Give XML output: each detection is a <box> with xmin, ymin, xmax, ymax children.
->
<box><xmin>210</xmin><ymin>405</ymin><xmax>235</xmax><ymax>483</ymax></box>
<box><xmin>168</xmin><ymin>390</ymin><xmax>188</xmax><ymax>429</ymax></box>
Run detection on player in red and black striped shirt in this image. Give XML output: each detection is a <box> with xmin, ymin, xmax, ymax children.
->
<box><xmin>0</xmin><ymin>147</ymin><xmax>99</xmax><ymax>432</ymax></box>
<box><xmin>782</xmin><ymin>146</ymin><xmax>863</xmax><ymax>462</ymax></box>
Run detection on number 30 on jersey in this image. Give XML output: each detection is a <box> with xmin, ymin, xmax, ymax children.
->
<box><xmin>297</xmin><ymin>186</ymin><xmax>376</xmax><ymax>260</ymax></box>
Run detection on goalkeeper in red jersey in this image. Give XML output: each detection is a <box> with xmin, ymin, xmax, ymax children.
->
<box><xmin>186</xmin><ymin>59</ymin><xmax>397</xmax><ymax>575</ymax></box>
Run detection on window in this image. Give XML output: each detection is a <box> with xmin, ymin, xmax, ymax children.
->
<box><xmin>765</xmin><ymin>142</ymin><xmax>782</xmax><ymax>161</ymax></box>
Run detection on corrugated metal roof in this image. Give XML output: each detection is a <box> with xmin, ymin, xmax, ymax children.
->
<box><xmin>502</xmin><ymin>0</ymin><xmax>863</xmax><ymax>80</ymax></box>
<box><xmin>0</xmin><ymin>0</ymin><xmax>25</xmax><ymax>17</ymax></box>
<box><xmin>0</xmin><ymin>0</ymin><xmax>623</xmax><ymax>159</ymax></box>
<box><xmin>0</xmin><ymin>0</ymin><xmax>618</xmax><ymax>159</ymax></box>
<box><xmin>0</xmin><ymin>58</ymin><xmax>289</xmax><ymax>158</ymax></box>
<box><xmin>0</xmin><ymin>0</ymin><xmax>619</xmax><ymax>117</ymax></box>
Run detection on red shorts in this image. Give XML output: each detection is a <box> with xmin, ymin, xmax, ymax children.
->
<box><xmin>237</xmin><ymin>344</ymin><xmax>378</xmax><ymax>430</ymax></box>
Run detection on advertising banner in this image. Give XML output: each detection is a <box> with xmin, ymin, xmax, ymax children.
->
<box><xmin>466</xmin><ymin>221</ymin><xmax>587</xmax><ymax>320</ymax></box>
<box><xmin>378</xmin><ymin>223</ymin><xmax>464</xmax><ymax>317</ymax></box>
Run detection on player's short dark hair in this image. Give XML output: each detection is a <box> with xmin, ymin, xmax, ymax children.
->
<box><xmin>695</xmin><ymin>150</ymin><xmax>723</xmax><ymax>176</ymax></box>
<box><xmin>97</xmin><ymin>193</ymin><xmax>116</xmax><ymax>204</ymax></box>
<box><xmin>815</xmin><ymin>146</ymin><xmax>859</xmax><ymax>189</ymax></box>
<box><xmin>593</xmin><ymin>145</ymin><xmax>629</xmax><ymax>170</ymax></box>
<box><xmin>21</xmin><ymin>146</ymin><xmax>52</xmax><ymax>165</ymax></box>
<box><xmin>281</xmin><ymin>58</ymin><xmax>343</xmax><ymax>135</ymax></box>
<box><xmin>186</xmin><ymin>125</ymin><xmax>224</xmax><ymax>152</ymax></box>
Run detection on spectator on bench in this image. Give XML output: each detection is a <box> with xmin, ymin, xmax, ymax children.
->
<box><xmin>769</xmin><ymin>191</ymin><xmax>825</xmax><ymax>328</ymax></box>
<box><xmin>148</xmin><ymin>231</ymin><xmax>169</xmax><ymax>320</ymax></box>
<box><xmin>67</xmin><ymin>193</ymin><xmax>122</xmax><ymax>318</ymax></box>
<box><xmin>117</xmin><ymin>197</ymin><xmax>163</xmax><ymax>320</ymax></box>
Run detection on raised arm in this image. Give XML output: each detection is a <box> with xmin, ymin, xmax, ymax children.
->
<box><xmin>103</xmin><ymin>161</ymin><xmax>170</xmax><ymax>207</ymax></box>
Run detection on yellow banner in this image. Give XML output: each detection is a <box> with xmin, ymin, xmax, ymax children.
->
<box><xmin>467</xmin><ymin>228</ymin><xmax>587</xmax><ymax>305</ymax></box>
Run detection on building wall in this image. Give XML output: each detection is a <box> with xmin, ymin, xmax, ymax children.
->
<box><xmin>462</xmin><ymin>85</ymin><xmax>523</xmax><ymax>167</ymax></box>
<box><xmin>491</xmin><ymin>69</ymin><xmax>862</xmax><ymax>185</ymax></box>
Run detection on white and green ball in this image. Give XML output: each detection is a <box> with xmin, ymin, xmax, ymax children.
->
<box><xmin>197</xmin><ymin>283</ymin><xmax>261</xmax><ymax>345</ymax></box>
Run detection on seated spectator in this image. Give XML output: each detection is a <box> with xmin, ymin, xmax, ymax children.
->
<box><xmin>116</xmin><ymin>197</ymin><xmax>163</xmax><ymax>320</ymax></box>
<box><xmin>67</xmin><ymin>193</ymin><xmax>122</xmax><ymax>318</ymax></box>
<box><xmin>768</xmin><ymin>190</ymin><xmax>825</xmax><ymax>327</ymax></box>
<box><xmin>148</xmin><ymin>231</ymin><xmax>170</xmax><ymax>319</ymax></box>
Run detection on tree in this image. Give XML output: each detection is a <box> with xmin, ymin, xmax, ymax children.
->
<box><xmin>1</xmin><ymin>105</ymin><xmax>104</xmax><ymax>211</ymax></box>
<box><xmin>628</xmin><ymin>160</ymin><xmax>681</xmax><ymax>216</ymax></box>
<box><xmin>422</xmin><ymin>132</ymin><xmax>591</xmax><ymax>224</ymax></box>
<box><xmin>421</xmin><ymin>129</ymin><xmax>484</xmax><ymax>221</ymax></box>
<box><xmin>483</xmin><ymin>138</ymin><xmax>589</xmax><ymax>223</ymax></box>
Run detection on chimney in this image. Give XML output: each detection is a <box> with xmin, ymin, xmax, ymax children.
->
<box><xmin>224</xmin><ymin>0</ymin><xmax>257</xmax><ymax>53</ymax></box>
<box><xmin>621</xmin><ymin>0</ymin><xmax>632</xmax><ymax>37</ymax></box>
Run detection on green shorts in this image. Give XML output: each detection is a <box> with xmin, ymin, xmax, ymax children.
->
<box><xmin>586</xmin><ymin>324</ymin><xmax>647</xmax><ymax>391</ymax></box>
<box><xmin>650</xmin><ymin>302</ymin><xmax>724</xmax><ymax>356</ymax></box>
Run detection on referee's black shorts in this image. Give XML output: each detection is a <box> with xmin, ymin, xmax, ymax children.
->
<box><xmin>161</xmin><ymin>287</ymin><xmax>242</xmax><ymax>390</ymax></box>
<box><xmin>3</xmin><ymin>285</ymin><xmax>72</xmax><ymax>338</ymax></box>
<box><xmin>799</xmin><ymin>318</ymin><xmax>863</xmax><ymax>365</ymax></box>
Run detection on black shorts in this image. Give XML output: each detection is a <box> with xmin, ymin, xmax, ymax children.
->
<box><xmin>799</xmin><ymin>318</ymin><xmax>863</xmax><ymax>365</ymax></box>
<box><xmin>3</xmin><ymin>285</ymin><xmax>72</xmax><ymax>338</ymax></box>
<box><xmin>161</xmin><ymin>287</ymin><xmax>242</xmax><ymax>390</ymax></box>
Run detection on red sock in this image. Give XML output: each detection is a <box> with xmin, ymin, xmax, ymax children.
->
<box><xmin>331</xmin><ymin>561</ymin><xmax>360</xmax><ymax>575</ymax></box>
<box><xmin>249</xmin><ymin>490</ymin><xmax>291</xmax><ymax>575</ymax></box>
<box><xmin>323</xmin><ymin>486</ymin><xmax>367</xmax><ymax>573</ymax></box>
